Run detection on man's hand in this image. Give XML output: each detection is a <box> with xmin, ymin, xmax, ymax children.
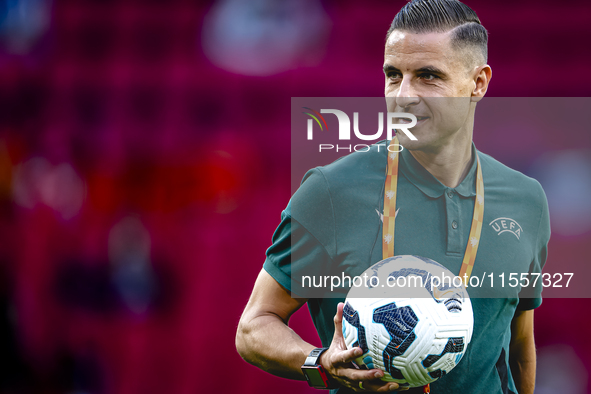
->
<box><xmin>236</xmin><ymin>271</ymin><xmax>409</xmax><ymax>391</ymax></box>
<box><xmin>319</xmin><ymin>302</ymin><xmax>408</xmax><ymax>392</ymax></box>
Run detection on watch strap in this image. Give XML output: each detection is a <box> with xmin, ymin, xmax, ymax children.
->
<box><xmin>304</xmin><ymin>347</ymin><xmax>329</xmax><ymax>366</ymax></box>
<box><xmin>302</xmin><ymin>347</ymin><xmax>338</xmax><ymax>390</ymax></box>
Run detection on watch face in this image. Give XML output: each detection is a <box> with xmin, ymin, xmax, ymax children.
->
<box><xmin>302</xmin><ymin>366</ymin><xmax>327</xmax><ymax>388</ymax></box>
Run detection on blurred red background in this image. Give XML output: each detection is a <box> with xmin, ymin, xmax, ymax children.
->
<box><xmin>0</xmin><ymin>0</ymin><xmax>589</xmax><ymax>393</ymax></box>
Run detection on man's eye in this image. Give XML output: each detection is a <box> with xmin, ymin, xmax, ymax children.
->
<box><xmin>387</xmin><ymin>72</ymin><xmax>401</xmax><ymax>79</ymax></box>
<box><xmin>421</xmin><ymin>73</ymin><xmax>438</xmax><ymax>81</ymax></box>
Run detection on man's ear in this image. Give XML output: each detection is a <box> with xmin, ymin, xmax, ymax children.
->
<box><xmin>471</xmin><ymin>64</ymin><xmax>492</xmax><ymax>102</ymax></box>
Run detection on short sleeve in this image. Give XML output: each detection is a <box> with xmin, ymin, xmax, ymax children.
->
<box><xmin>263</xmin><ymin>169</ymin><xmax>337</xmax><ymax>298</ymax></box>
<box><xmin>517</xmin><ymin>183</ymin><xmax>551</xmax><ymax>310</ymax></box>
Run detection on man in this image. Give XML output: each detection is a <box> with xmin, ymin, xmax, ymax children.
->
<box><xmin>236</xmin><ymin>1</ymin><xmax>550</xmax><ymax>393</ymax></box>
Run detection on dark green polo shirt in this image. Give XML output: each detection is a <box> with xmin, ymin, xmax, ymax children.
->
<box><xmin>264</xmin><ymin>140</ymin><xmax>550</xmax><ymax>394</ymax></box>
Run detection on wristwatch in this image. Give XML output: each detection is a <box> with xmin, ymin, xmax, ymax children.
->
<box><xmin>301</xmin><ymin>347</ymin><xmax>336</xmax><ymax>389</ymax></box>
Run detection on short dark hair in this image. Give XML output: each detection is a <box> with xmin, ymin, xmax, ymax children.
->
<box><xmin>387</xmin><ymin>0</ymin><xmax>488</xmax><ymax>64</ymax></box>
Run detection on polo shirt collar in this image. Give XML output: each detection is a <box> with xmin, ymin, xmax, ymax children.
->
<box><xmin>398</xmin><ymin>143</ymin><xmax>478</xmax><ymax>198</ymax></box>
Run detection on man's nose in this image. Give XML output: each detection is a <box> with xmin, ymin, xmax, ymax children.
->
<box><xmin>395</xmin><ymin>78</ymin><xmax>420</xmax><ymax>109</ymax></box>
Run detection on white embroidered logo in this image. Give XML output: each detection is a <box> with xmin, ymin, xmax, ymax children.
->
<box><xmin>489</xmin><ymin>217</ymin><xmax>523</xmax><ymax>240</ymax></box>
<box><xmin>375</xmin><ymin>208</ymin><xmax>400</xmax><ymax>222</ymax></box>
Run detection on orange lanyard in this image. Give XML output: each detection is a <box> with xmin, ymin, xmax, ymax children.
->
<box><xmin>382</xmin><ymin>136</ymin><xmax>485</xmax><ymax>285</ymax></box>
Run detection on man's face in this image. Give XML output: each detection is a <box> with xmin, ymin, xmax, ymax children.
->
<box><xmin>384</xmin><ymin>30</ymin><xmax>480</xmax><ymax>151</ymax></box>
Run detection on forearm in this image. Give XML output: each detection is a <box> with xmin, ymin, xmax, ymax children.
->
<box><xmin>236</xmin><ymin>313</ymin><xmax>316</xmax><ymax>380</ymax></box>
<box><xmin>509</xmin><ymin>309</ymin><xmax>536</xmax><ymax>394</ymax></box>
<box><xmin>509</xmin><ymin>335</ymin><xmax>536</xmax><ymax>394</ymax></box>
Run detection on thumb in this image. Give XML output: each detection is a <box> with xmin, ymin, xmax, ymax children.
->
<box><xmin>332</xmin><ymin>302</ymin><xmax>347</xmax><ymax>348</ymax></box>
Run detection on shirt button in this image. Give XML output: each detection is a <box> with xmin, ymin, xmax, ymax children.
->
<box><xmin>447</xmin><ymin>191</ymin><xmax>454</xmax><ymax>198</ymax></box>
<box><xmin>452</xmin><ymin>220</ymin><xmax>458</xmax><ymax>229</ymax></box>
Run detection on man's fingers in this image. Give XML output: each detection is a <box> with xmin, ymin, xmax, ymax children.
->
<box><xmin>332</xmin><ymin>302</ymin><xmax>351</xmax><ymax>350</ymax></box>
<box><xmin>339</xmin><ymin>346</ymin><xmax>363</xmax><ymax>364</ymax></box>
<box><xmin>349</xmin><ymin>378</ymin><xmax>407</xmax><ymax>393</ymax></box>
<box><xmin>333</xmin><ymin>302</ymin><xmax>344</xmax><ymax>334</ymax></box>
<box><xmin>336</xmin><ymin>367</ymin><xmax>384</xmax><ymax>382</ymax></box>
<box><xmin>353</xmin><ymin>378</ymin><xmax>407</xmax><ymax>392</ymax></box>
<box><xmin>328</xmin><ymin>362</ymin><xmax>410</xmax><ymax>392</ymax></box>
<box><xmin>362</xmin><ymin>379</ymin><xmax>408</xmax><ymax>392</ymax></box>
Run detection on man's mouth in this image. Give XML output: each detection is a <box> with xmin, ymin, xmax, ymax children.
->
<box><xmin>398</xmin><ymin>115</ymin><xmax>429</xmax><ymax>124</ymax></box>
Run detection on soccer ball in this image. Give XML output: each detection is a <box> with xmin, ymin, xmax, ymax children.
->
<box><xmin>341</xmin><ymin>255</ymin><xmax>473</xmax><ymax>388</ymax></box>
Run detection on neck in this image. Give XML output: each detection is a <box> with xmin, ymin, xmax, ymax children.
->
<box><xmin>409</xmin><ymin>137</ymin><xmax>473</xmax><ymax>188</ymax></box>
